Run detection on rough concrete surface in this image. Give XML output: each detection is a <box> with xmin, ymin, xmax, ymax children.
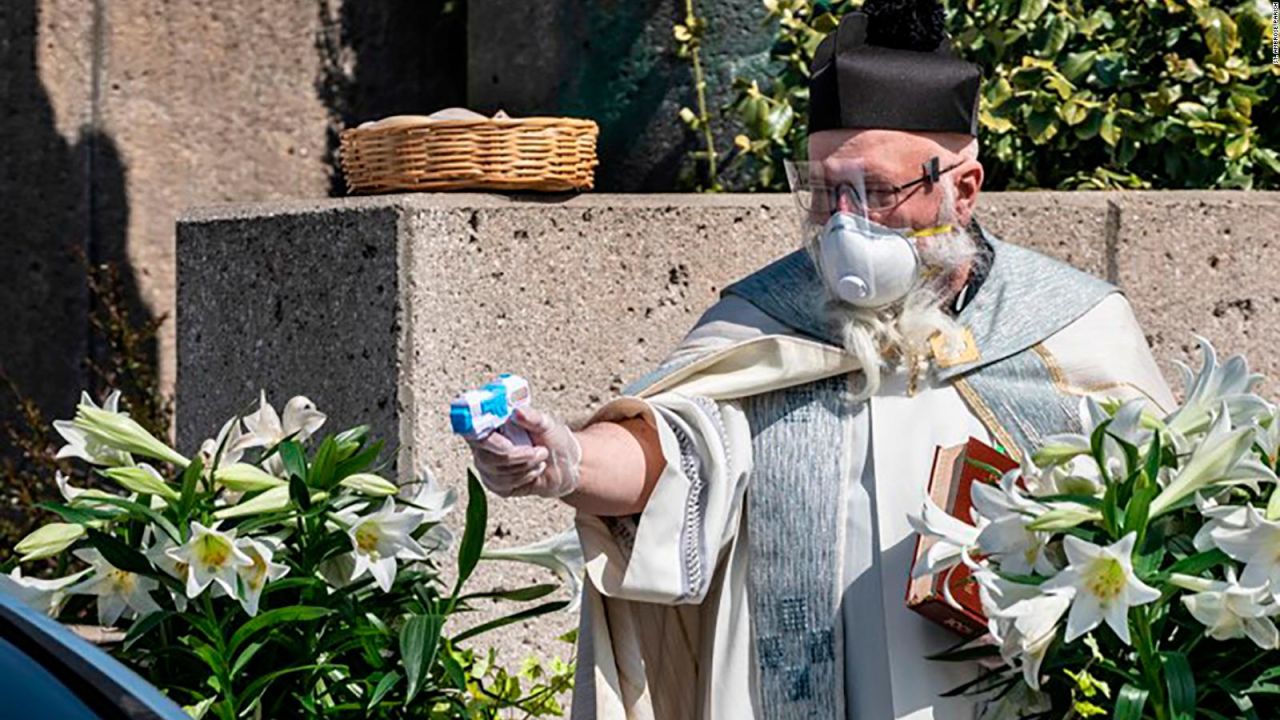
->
<box><xmin>1</xmin><ymin>0</ymin><xmax>465</xmax><ymax>451</ymax></box>
<box><xmin>178</xmin><ymin>190</ymin><xmax>1280</xmax><ymax>672</ymax></box>
<box><xmin>0</xmin><ymin>0</ymin><xmax>96</xmax><ymax>432</ymax></box>
<box><xmin>1111</xmin><ymin>192</ymin><xmax>1280</xmax><ymax>396</ymax></box>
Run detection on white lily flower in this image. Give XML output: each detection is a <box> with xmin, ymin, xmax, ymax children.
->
<box><xmin>1205</xmin><ymin>505</ymin><xmax>1280</xmax><ymax>598</ymax></box>
<box><xmin>1251</xmin><ymin>403</ymin><xmax>1280</xmax><ymax>463</ymax></box>
<box><xmin>54</xmin><ymin>471</ymin><xmax>123</xmax><ymax>507</ymax></box>
<box><xmin>0</xmin><ymin>567</ymin><xmax>90</xmax><ymax>616</ymax></box>
<box><xmin>1192</xmin><ymin>493</ymin><xmax>1252</xmax><ymax>552</ymax></box>
<box><xmin>334</xmin><ymin>499</ymin><xmax>428</xmax><ymax>592</ymax></box>
<box><xmin>1173</xmin><ymin>567</ymin><xmax>1279</xmax><ymax>648</ymax></box>
<box><xmin>1040</xmin><ymin>533</ymin><xmax>1160</xmax><ymax>645</ymax></box>
<box><xmin>16</xmin><ymin>522</ymin><xmax>87</xmax><ymax>562</ymax></box>
<box><xmin>1165</xmin><ymin>337</ymin><xmax>1269</xmax><ymax>438</ymax></box>
<box><xmin>997</xmin><ymin>592</ymin><xmax>1071</xmax><ymax>690</ymax></box>
<box><xmin>1150</xmin><ymin>404</ymin><xmax>1274</xmax><ymax>517</ymax></box>
<box><xmin>908</xmin><ymin>495</ymin><xmax>982</xmax><ymax>579</ymax></box>
<box><xmin>68</xmin><ymin>400</ymin><xmax>189</xmax><ymax>468</ymax></box>
<box><xmin>231</xmin><ymin>392</ymin><xmax>326</xmax><ymax>476</ymax></box>
<box><xmin>199</xmin><ymin>416</ymin><xmax>247</xmax><ymax>470</ymax></box>
<box><xmin>970</xmin><ymin>476</ymin><xmax>1058</xmax><ymax>576</ymax></box>
<box><xmin>339</xmin><ymin>473</ymin><xmax>399</xmax><ymax>497</ymax></box>
<box><xmin>234</xmin><ymin>537</ymin><xmax>289</xmax><ymax>616</ymax></box>
<box><xmin>213</xmin><ymin>463</ymin><xmax>286</xmax><ymax>492</ymax></box>
<box><xmin>973</xmin><ymin>571</ymin><xmax>1068</xmax><ymax>690</ymax></box>
<box><xmin>166</xmin><ymin>521</ymin><xmax>254</xmax><ymax>599</ymax></box>
<box><xmin>482</xmin><ymin>529</ymin><xmax>587</xmax><ymax>613</ymax></box>
<box><xmin>53</xmin><ymin>390</ymin><xmax>134</xmax><ymax>467</ymax></box>
<box><xmin>64</xmin><ymin>548</ymin><xmax>161</xmax><ymax>626</ymax></box>
<box><xmin>1022</xmin><ymin>453</ymin><xmax>1105</xmax><ymax>499</ymax></box>
<box><xmin>144</xmin><ymin>533</ymin><xmax>190</xmax><ymax>611</ymax></box>
<box><xmin>103</xmin><ymin>462</ymin><xmax>180</xmax><ymax>501</ymax></box>
<box><xmin>397</xmin><ymin>463</ymin><xmax>457</xmax><ymax>523</ymax></box>
<box><xmin>1030</xmin><ymin>433</ymin><xmax>1091</xmax><ymax>468</ymax></box>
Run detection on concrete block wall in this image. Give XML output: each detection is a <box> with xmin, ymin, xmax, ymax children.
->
<box><xmin>176</xmin><ymin>191</ymin><xmax>1280</xmax><ymax>664</ymax></box>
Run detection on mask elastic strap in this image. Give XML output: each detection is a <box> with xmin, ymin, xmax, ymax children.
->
<box><xmin>906</xmin><ymin>224</ymin><xmax>953</xmax><ymax>239</ymax></box>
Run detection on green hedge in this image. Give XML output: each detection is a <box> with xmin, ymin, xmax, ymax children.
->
<box><xmin>715</xmin><ymin>0</ymin><xmax>1279</xmax><ymax>190</ymax></box>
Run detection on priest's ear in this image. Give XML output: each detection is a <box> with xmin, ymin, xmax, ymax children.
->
<box><xmin>950</xmin><ymin>158</ymin><xmax>984</xmax><ymax>228</ymax></box>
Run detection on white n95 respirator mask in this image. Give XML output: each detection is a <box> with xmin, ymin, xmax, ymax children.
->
<box><xmin>819</xmin><ymin>212</ymin><xmax>940</xmax><ymax>308</ymax></box>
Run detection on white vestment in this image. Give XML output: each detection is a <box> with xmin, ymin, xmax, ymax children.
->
<box><xmin>572</xmin><ymin>291</ymin><xmax>1175</xmax><ymax>720</ymax></box>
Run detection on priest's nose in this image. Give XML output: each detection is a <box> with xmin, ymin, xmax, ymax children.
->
<box><xmin>833</xmin><ymin>184</ymin><xmax>861</xmax><ymax>215</ymax></box>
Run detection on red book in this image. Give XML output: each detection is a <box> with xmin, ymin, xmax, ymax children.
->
<box><xmin>906</xmin><ymin>437</ymin><xmax>1019</xmax><ymax>638</ymax></box>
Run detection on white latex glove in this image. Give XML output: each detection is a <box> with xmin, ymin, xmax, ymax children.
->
<box><xmin>464</xmin><ymin>406</ymin><xmax>582</xmax><ymax>499</ymax></box>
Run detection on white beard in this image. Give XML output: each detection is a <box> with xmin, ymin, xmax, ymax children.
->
<box><xmin>804</xmin><ymin>184</ymin><xmax>986</xmax><ymax>401</ymax></box>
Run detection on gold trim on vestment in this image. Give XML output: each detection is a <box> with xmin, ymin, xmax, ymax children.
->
<box><xmin>1030</xmin><ymin>344</ymin><xmax>1170</xmax><ymax>412</ymax></box>
<box><xmin>952</xmin><ymin>377</ymin><xmax>1023</xmax><ymax>462</ymax></box>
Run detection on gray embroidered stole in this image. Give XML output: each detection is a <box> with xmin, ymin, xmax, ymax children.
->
<box><xmin>741</xmin><ymin>374</ymin><xmax>850</xmax><ymax>719</ymax></box>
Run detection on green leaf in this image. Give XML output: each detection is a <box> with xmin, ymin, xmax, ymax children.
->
<box><xmin>1196</xmin><ymin>6</ymin><xmax>1238</xmax><ymax>63</ymax></box>
<box><xmin>1162</xmin><ymin>545</ymin><xmax>1228</xmax><ymax>579</ymax></box>
<box><xmin>179</xmin><ymin>455</ymin><xmax>202</xmax><ymax>519</ymax></box>
<box><xmin>1100</xmin><ymin>112</ymin><xmax>1120</xmax><ymax>147</ymax></box>
<box><xmin>228</xmin><ymin>606</ymin><xmax>332</xmax><ymax>657</ymax></box>
<box><xmin>289</xmin><ymin>474</ymin><xmax>311</xmax><ymax>512</ymax></box>
<box><xmin>1059</xmin><ymin>50</ymin><xmax>1096</xmax><ymax>82</ymax></box>
<box><xmin>278</xmin><ymin>440</ymin><xmax>308</xmax><ymax>483</ymax></box>
<box><xmin>401</xmin><ymin>614</ymin><xmax>445</xmax><ymax>703</ymax></box>
<box><xmin>231</xmin><ymin>640</ymin><xmax>265</xmax><ymax>677</ymax></box>
<box><xmin>77</xmin><ymin>495</ymin><xmax>181</xmax><ymax>543</ymax></box>
<box><xmin>36</xmin><ymin>501</ymin><xmax>118</xmax><ymax>524</ymax></box>
<box><xmin>439</xmin><ymin>643</ymin><xmax>468</xmax><ymax>689</ymax></box>
<box><xmin>1027</xmin><ymin>109</ymin><xmax>1059</xmax><ymax>144</ymax></box>
<box><xmin>1252</xmin><ymin>148</ymin><xmax>1280</xmax><ymax>176</ymax></box>
<box><xmin>459</xmin><ymin>583</ymin><xmax>558</xmax><ymax>603</ymax></box>
<box><xmin>367</xmin><ymin>670</ymin><xmax>401</xmax><ymax>710</ymax></box>
<box><xmin>238</xmin><ymin>663</ymin><xmax>343</xmax><ymax>715</ymax></box>
<box><xmin>308</xmin><ymin>436</ymin><xmax>339</xmax><ymax>490</ymax></box>
<box><xmin>1225</xmin><ymin>134</ymin><xmax>1250</xmax><ymax>161</ymax></box>
<box><xmin>1161</xmin><ymin>651</ymin><xmax>1195</xmax><ymax>718</ymax></box>
<box><xmin>452</xmin><ymin>600</ymin><xmax>570</xmax><ymax>643</ymax></box>
<box><xmin>1114</xmin><ymin>683</ymin><xmax>1149</xmax><ymax>720</ymax></box>
<box><xmin>85</xmin><ymin>528</ymin><xmax>154</xmax><ymax>575</ymax></box>
<box><xmin>1017</xmin><ymin>0</ymin><xmax>1048</xmax><ymax>23</ymax></box>
<box><xmin>334</xmin><ymin>439</ymin><xmax>386</xmax><ymax>482</ymax></box>
<box><xmin>924</xmin><ymin>644</ymin><xmax>1001</xmax><ymax>662</ymax></box>
<box><xmin>122</xmin><ymin>610</ymin><xmax>169</xmax><ymax>651</ymax></box>
<box><xmin>454</xmin><ymin>469</ymin><xmax>488</xmax><ymax>595</ymax></box>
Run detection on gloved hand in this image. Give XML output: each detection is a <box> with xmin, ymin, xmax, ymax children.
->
<box><xmin>464</xmin><ymin>406</ymin><xmax>582</xmax><ymax>498</ymax></box>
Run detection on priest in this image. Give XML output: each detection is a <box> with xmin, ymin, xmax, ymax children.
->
<box><xmin>462</xmin><ymin>1</ymin><xmax>1175</xmax><ymax>717</ymax></box>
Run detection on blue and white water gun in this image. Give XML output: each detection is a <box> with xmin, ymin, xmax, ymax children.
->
<box><xmin>449</xmin><ymin>373</ymin><xmax>533</xmax><ymax>447</ymax></box>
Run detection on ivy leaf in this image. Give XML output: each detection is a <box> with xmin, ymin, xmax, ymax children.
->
<box><xmin>1100</xmin><ymin>111</ymin><xmax>1120</xmax><ymax>146</ymax></box>
<box><xmin>1061</xmin><ymin>50</ymin><xmax>1096</xmax><ymax>81</ymax></box>
<box><xmin>1225</xmin><ymin>134</ymin><xmax>1250</xmax><ymax>161</ymax></box>
<box><xmin>1018</xmin><ymin>0</ymin><xmax>1049</xmax><ymax>23</ymax></box>
<box><xmin>1195</xmin><ymin>6</ymin><xmax>1239</xmax><ymax>64</ymax></box>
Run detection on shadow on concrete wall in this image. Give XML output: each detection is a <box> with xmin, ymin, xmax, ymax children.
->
<box><xmin>315</xmin><ymin>0</ymin><xmax>468</xmax><ymax>196</ymax></box>
<box><xmin>0</xmin><ymin>0</ymin><xmax>153</xmax><ymax>437</ymax></box>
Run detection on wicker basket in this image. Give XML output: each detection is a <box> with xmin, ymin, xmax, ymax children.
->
<box><xmin>339</xmin><ymin>111</ymin><xmax>600</xmax><ymax>194</ymax></box>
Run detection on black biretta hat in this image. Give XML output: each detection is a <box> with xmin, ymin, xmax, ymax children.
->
<box><xmin>808</xmin><ymin>0</ymin><xmax>982</xmax><ymax>136</ymax></box>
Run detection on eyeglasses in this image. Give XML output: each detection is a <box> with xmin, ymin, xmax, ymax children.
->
<box><xmin>784</xmin><ymin>156</ymin><xmax>965</xmax><ymax>220</ymax></box>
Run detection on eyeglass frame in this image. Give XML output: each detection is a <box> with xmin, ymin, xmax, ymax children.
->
<box><xmin>812</xmin><ymin>155</ymin><xmax>966</xmax><ymax>216</ymax></box>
